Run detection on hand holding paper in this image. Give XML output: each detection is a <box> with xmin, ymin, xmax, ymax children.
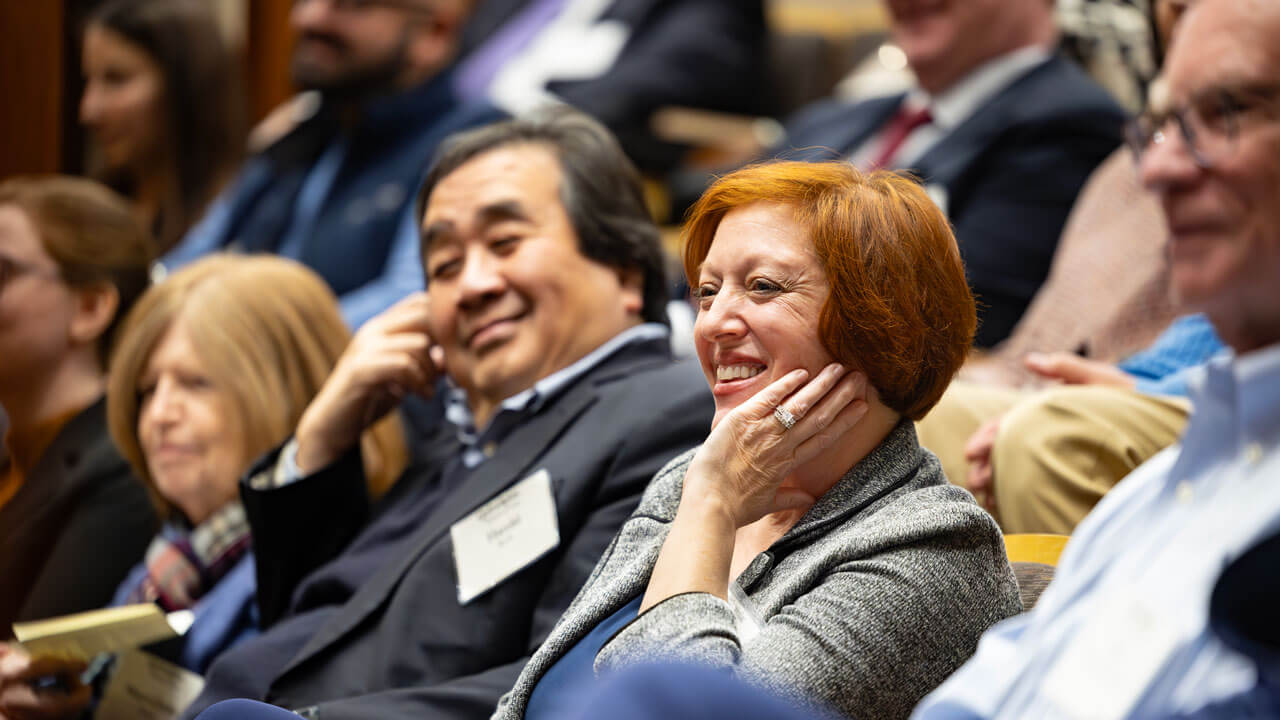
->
<box><xmin>12</xmin><ymin>605</ymin><xmax>193</xmax><ymax>662</ymax></box>
<box><xmin>0</xmin><ymin>642</ymin><xmax>91</xmax><ymax>720</ymax></box>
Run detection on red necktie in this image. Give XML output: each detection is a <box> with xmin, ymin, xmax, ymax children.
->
<box><xmin>868</xmin><ymin>105</ymin><xmax>933</xmax><ymax>171</ymax></box>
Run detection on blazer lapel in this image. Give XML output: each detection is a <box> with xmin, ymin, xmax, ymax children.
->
<box><xmin>910</xmin><ymin>56</ymin><xmax>1053</xmax><ymax>187</ymax></box>
<box><xmin>784</xmin><ymin>94</ymin><xmax>903</xmax><ymax>162</ymax></box>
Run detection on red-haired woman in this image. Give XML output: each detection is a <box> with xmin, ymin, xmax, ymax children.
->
<box><xmin>491</xmin><ymin>161</ymin><xmax>1023</xmax><ymax>720</ymax></box>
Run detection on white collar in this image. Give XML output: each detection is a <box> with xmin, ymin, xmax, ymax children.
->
<box><xmin>905</xmin><ymin>46</ymin><xmax>1051</xmax><ymax>131</ymax></box>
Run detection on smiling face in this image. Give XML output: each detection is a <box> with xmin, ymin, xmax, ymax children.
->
<box><xmin>693</xmin><ymin>202</ymin><xmax>835</xmax><ymax>429</ymax></box>
<box><xmin>1139</xmin><ymin>0</ymin><xmax>1280</xmax><ymax>351</ymax></box>
<box><xmin>80</xmin><ymin>25</ymin><xmax>165</xmax><ymax>172</ymax></box>
<box><xmin>421</xmin><ymin>144</ymin><xmax>643</xmax><ymax>425</ymax></box>
<box><xmin>137</xmin><ymin>320</ymin><xmax>248</xmax><ymax>525</ymax></box>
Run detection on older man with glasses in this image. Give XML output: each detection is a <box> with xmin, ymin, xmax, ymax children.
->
<box><xmin>913</xmin><ymin>0</ymin><xmax>1280</xmax><ymax>716</ymax></box>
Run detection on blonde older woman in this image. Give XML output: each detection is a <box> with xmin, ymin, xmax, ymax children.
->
<box><xmin>104</xmin><ymin>254</ymin><xmax>406</xmax><ymax>673</ymax></box>
<box><xmin>0</xmin><ymin>255</ymin><xmax>409</xmax><ymax>718</ymax></box>
<box><xmin>494</xmin><ymin>162</ymin><xmax>1022</xmax><ymax>720</ymax></box>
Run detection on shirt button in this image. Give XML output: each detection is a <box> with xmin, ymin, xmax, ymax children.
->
<box><xmin>483</xmin><ymin>442</ymin><xmax>498</xmax><ymax>458</ymax></box>
<box><xmin>1245</xmin><ymin>443</ymin><xmax>1263</xmax><ymax>465</ymax></box>
<box><xmin>1176</xmin><ymin>481</ymin><xmax>1194</xmax><ymax>505</ymax></box>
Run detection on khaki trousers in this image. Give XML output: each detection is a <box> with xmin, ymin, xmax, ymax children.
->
<box><xmin>916</xmin><ymin>381</ymin><xmax>1191</xmax><ymax>534</ymax></box>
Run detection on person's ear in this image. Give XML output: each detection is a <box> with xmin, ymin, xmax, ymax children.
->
<box><xmin>68</xmin><ymin>282</ymin><xmax>119</xmax><ymax>348</ymax></box>
<box><xmin>617</xmin><ymin>268</ymin><xmax>644</xmax><ymax>317</ymax></box>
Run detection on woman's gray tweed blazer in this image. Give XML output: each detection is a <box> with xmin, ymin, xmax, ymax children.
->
<box><xmin>493</xmin><ymin>421</ymin><xmax>1022</xmax><ymax>720</ymax></box>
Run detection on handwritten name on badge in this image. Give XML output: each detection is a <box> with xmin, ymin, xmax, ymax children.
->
<box><xmin>451</xmin><ymin>469</ymin><xmax>560</xmax><ymax>605</ymax></box>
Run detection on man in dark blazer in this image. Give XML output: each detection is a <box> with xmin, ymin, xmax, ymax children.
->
<box><xmin>778</xmin><ymin>0</ymin><xmax>1126</xmax><ymax>347</ymax></box>
<box><xmin>181</xmin><ymin>110</ymin><xmax>713</xmax><ymax>720</ymax></box>
<box><xmin>454</xmin><ymin>0</ymin><xmax>770</xmax><ymax>172</ymax></box>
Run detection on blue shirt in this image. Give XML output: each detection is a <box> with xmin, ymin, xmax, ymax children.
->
<box><xmin>158</xmin><ymin>74</ymin><xmax>504</xmax><ymax>331</ymax></box>
<box><xmin>914</xmin><ymin>342</ymin><xmax>1280</xmax><ymax>719</ymax></box>
<box><xmin>525</xmin><ymin>596</ymin><xmax>643</xmax><ymax>719</ymax></box>
<box><xmin>161</xmin><ymin>141</ymin><xmax>424</xmax><ymax>331</ymax></box>
<box><xmin>443</xmin><ymin>323</ymin><xmax>669</xmax><ymax>469</ymax></box>
<box><xmin>112</xmin><ymin>554</ymin><xmax>258</xmax><ymax>674</ymax></box>
<box><xmin>1117</xmin><ymin>314</ymin><xmax>1226</xmax><ymax>397</ymax></box>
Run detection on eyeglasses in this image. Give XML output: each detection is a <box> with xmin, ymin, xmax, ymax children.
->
<box><xmin>1126</xmin><ymin>83</ymin><xmax>1280</xmax><ymax>168</ymax></box>
<box><xmin>0</xmin><ymin>256</ymin><xmax>61</xmax><ymax>298</ymax></box>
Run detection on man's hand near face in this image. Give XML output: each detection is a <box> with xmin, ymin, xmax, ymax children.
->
<box><xmin>296</xmin><ymin>292</ymin><xmax>442</xmax><ymax>474</ymax></box>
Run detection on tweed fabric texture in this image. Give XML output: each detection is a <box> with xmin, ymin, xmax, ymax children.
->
<box><xmin>494</xmin><ymin>421</ymin><xmax>1022</xmax><ymax>720</ymax></box>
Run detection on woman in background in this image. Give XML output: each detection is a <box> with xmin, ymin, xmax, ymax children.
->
<box><xmin>0</xmin><ymin>256</ymin><xmax>409</xmax><ymax>720</ymax></box>
<box><xmin>0</xmin><ymin>176</ymin><xmax>155</xmax><ymax>631</ymax></box>
<box><xmin>80</xmin><ymin>0</ymin><xmax>245</xmax><ymax>255</ymax></box>
<box><xmin>104</xmin><ymin>254</ymin><xmax>409</xmax><ymax>673</ymax></box>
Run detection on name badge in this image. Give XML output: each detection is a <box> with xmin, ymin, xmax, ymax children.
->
<box><xmin>450</xmin><ymin>469</ymin><xmax>560</xmax><ymax>605</ymax></box>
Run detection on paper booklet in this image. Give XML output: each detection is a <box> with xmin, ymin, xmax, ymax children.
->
<box><xmin>12</xmin><ymin>604</ymin><xmax>195</xmax><ymax>661</ymax></box>
<box><xmin>95</xmin><ymin>649</ymin><xmax>206</xmax><ymax>720</ymax></box>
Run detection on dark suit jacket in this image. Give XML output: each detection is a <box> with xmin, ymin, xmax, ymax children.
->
<box><xmin>0</xmin><ymin>399</ymin><xmax>156</xmax><ymax>631</ymax></box>
<box><xmin>1211</xmin><ymin>526</ymin><xmax>1280</xmax><ymax>700</ymax></box>
<box><xmin>781</xmin><ymin>53</ymin><xmax>1126</xmax><ymax>347</ymax></box>
<box><xmin>461</xmin><ymin>0</ymin><xmax>769</xmax><ymax>172</ymax></box>
<box><xmin>184</xmin><ymin>337</ymin><xmax>713</xmax><ymax>720</ymax></box>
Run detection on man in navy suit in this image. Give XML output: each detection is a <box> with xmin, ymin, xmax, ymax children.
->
<box><xmin>781</xmin><ymin>0</ymin><xmax>1126</xmax><ymax>347</ymax></box>
<box><xmin>180</xmin><ymin>110</ymin><xmax>713</xmax><ymax>720</ymax></box>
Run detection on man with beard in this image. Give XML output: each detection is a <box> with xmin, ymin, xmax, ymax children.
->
<box><xmin>164</xmin><ymin>0</ymin><xmax>501</xmax><ymax>328</ymax></box>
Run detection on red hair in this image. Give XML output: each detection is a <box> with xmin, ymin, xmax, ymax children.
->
<box><xmin>682</xmin><ymin>161</ymin><xmax>975</xmax><ymax>420</ymax></box>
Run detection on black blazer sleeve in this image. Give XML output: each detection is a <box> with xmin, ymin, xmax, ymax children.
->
<box><xmin>241</xmin><ymin>445</ymin><xmax>371</xmax><ymax>628</ymax></box>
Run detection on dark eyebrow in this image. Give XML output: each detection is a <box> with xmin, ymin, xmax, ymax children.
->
<box><xmin>420</xmin><ymin>220</ymin><xmax>455</xmax><ymax>256</ymax></box>
<box><xmin>476</xmin><ymin>200</ymin><xmax>532</xmax><ymax>226</ymax></box>
<box><xmin>421</xmin><ymin>200</ymin><xmax>532</xmax><ymax>254</ymax></box>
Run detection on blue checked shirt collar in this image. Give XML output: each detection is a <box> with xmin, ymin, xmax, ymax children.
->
<box><xmin>444</xmin><ymin>323</ymin><xmax>669</xmax><ymax>469</ymax></box>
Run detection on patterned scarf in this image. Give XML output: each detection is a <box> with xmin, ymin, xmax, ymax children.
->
<box><xmin>126</xmin><ymin>501</ymin><xmax>252</xmax><ymax>611</ymax></box>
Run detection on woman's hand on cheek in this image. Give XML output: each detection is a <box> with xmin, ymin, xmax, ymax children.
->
<box><xmin>683</xmin><ymin>364</ymin><xmax>869</xmax><ymax>527</ymax></box>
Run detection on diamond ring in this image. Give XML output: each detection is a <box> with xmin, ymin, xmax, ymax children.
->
<box><xmin>773</xmin><ymin>405</ymin><xmax>797</xmax><ymax>430</ymax></box>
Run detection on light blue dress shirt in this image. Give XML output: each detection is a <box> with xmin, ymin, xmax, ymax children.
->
<box><xmin>914</xmin><ymin>342</ymin><xmax>1280</xmax><ymax>719</ymax></box>
<box><xmin>1117</xmin><ymin>314</ymin><xmax>1226</xmax><ymax>398</ymax></box>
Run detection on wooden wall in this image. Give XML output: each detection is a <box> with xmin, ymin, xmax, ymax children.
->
<box><xmin>0</xmin><ymin>0</ymin><xmax>297</xmax><ymax>179</ymax></box>
<box><xmin>0</xmin><ymin>2</ymin><xmax>66</xmax><ymax>177</ymax></box>
<box><xmin>245</xmin><ymin>0</ymin><xmax>296</xmax><ymax>125</ymax></box>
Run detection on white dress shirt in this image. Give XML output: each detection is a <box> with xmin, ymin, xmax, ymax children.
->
<box><xmin>851</xmin><ymin>46</ymin><xmax>1051</xmax><ymax>171</ymax></box>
